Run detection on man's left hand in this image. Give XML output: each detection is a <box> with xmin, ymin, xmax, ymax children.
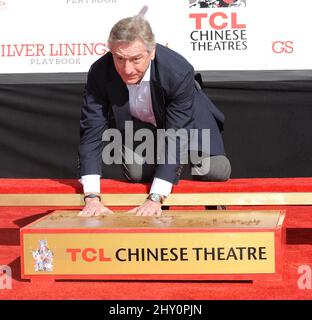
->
<box><xmin>128</xmin><ymin>200</ymin><xmax>162</xmax><ymax>216</ymax></box>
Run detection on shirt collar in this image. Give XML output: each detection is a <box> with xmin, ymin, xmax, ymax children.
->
<box><xmin>141</xmin><ymin>62</ymin><xmax>151</xmax><ymax>82</ymax></box>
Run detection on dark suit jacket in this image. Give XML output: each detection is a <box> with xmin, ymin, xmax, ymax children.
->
<box><xmin>79</xmin><ymin>43</ymin><xmax>226</xmax><ymax>184</ymax></box>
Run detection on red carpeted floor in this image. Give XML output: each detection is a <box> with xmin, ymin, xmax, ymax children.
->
<box><xmin>1</xmin><ymin>179</ymin><xmax>312</xmax><ymax>300</ymax></box>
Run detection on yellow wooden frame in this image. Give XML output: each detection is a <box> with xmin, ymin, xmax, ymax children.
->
<box><xmin>0</xmin><ymin>192</ymin><xmax>312</xmax><ymax>206</ymax></box>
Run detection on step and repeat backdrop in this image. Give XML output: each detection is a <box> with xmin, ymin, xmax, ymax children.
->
<box><xmin>0</xmin><ymin>0</ymin><xmax>311</xmax><ymax>179</ymax></box>
<box><xmin>0</xmin><ymin>0</ymin><xmax>311</xmax><ymax>73</ymax></box>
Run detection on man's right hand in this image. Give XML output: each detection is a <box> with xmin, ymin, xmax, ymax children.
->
<box><xmin>78</xmin><ymin>197</ymin><xmax>114</xmax><ymax>217</ymax></box>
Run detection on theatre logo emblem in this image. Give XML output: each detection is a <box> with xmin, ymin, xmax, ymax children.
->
<box><xmin>32</xmin><ymin>240</ymin><xmax>54</xmax><ymax>272</ymax></box>
<box><xmin>189</xmin><ymin>0</ymin><xmax>246</xmax><ymax>8</ymax></box>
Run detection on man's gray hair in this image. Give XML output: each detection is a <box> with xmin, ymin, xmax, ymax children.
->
<box><xmin>108</xmin><ymin>15</ymin><xmax>156</xmax><ymax>53</ymax></box>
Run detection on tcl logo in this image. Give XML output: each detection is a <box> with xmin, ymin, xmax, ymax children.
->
<box><xmin>66</xmin><ymin>248</ymin><xmax>112</xmax><ymax>262</ymax></box>
<box><xmin>272</xmin><ymin>41</ymin><xmax>294</xmax><ymax>54</ymax></box>
<box><xmin>189</xmin><ymin>12</ymin><xmax>246</xmax><ymax>30</ymax></box>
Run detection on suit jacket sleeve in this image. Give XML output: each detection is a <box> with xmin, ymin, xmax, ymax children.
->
<box><xmin>79</xmin><ymin>66</ymin><xmax>109</xmax><ymax>176</ymax></box>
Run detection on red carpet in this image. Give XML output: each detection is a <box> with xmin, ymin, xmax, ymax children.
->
<box><xmin>0</xmin><ymin>178</ymin><xmax>312</xmax><ymax>300</ymax></box>
<box><xmin>1</xmin><ymin>177</ymin><xmax>312</xmax><ymax>193</ymax></box>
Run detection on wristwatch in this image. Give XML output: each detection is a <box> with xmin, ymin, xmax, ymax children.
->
<box><xmin>84</xmin><ymin>193</ymin><xmax>102</xmax><ymax>202</ymax></box>
<box><xmin>147</xmin><ymin>193</ymin><xmax>165</xmax><ymax>204</ymax></box>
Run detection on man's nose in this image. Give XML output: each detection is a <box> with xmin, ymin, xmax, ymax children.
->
<box><xmin>124</xmin><ymin>60</ymin><xmax>135</xmax><ymax>75</ymax></box>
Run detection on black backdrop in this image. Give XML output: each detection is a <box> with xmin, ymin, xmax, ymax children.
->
<box><xmin>0</xmin><ymin>71</ymin><xmax>311</xmax><ymax>179</ymax></box>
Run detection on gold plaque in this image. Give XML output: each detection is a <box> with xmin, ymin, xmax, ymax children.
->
<box><xmin>21</xmin><ymin>210</ymin><xmax>285</xmax><ymax>281</ymax></box>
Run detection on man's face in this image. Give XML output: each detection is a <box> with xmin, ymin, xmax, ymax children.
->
<box><xmin>110</xmin><ymin>39</ymin><xmax>155</xmax><ymax>84</ymax></box>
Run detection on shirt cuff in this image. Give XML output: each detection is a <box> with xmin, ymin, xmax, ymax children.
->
<box><xmin>80</xmin><ymin>175</ymin><xmax>101</xmax><ymax>194</ymax></box>
<box><xmin>150</xmin><ymin>177</ymin><xmax>173</xmax><ymax>197</ymax></box>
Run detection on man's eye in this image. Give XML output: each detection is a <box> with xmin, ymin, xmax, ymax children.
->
<box><xmin>114</xmin><ymin>56</ymin><xmax>124</xmax><ymax>62</ymax></box>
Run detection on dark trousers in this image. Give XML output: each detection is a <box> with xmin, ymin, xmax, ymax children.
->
<box><xmin>121</xmin><ymin>118</ymin><xmax>231</xmax><ymax>183</ymax></box>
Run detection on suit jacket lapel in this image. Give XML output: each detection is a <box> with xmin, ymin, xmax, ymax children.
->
<box><xmin>150</xmin><ymin>60</ymin><xmax>166</xmax><ymax>128</ymax></box>
<box><xmin>106</xmin><ymin>69</ymin><xmax>132</xmax><ymax>130</ymax></box>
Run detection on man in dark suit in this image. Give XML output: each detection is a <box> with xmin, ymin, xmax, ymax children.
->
<box><xmin>79</xmin><ymin>15</ymin><xmax>231</xmax><ymax>217</ymax></box>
